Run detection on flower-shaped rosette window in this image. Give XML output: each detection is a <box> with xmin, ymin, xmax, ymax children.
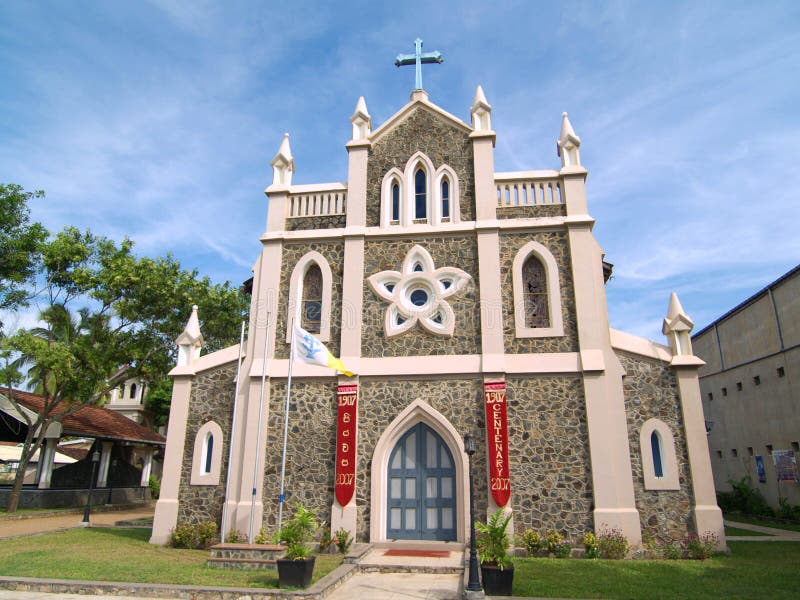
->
<box><xmin>368</xmin><ymin>245</ymin><xmax>471</xmax><ymax>337</ymax></box>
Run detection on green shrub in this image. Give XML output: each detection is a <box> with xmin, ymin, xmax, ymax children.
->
<box><xmin>225</xmin><ymin>529</ymin><xmax>246</xmax><ymax>543</ymax></box>
<box><xmin>169</xmin><ymin>521</ymin><xmax>218</xmax><ymax>549</ymax></box>
<box><xmin>148</xmin><ymin>475</ymin><xmax>160</xmax><ymax>500</ymax></box>
<box><xmin>553</xmin><ymin>542</ymin><xmax>572</xmax><ymax>558</ymax></box>
<box><xmin>254</xmin><ymin>527</ymin><xmax>269</xmax><ymax>545</ymax></box>
<box><xmin>684</xmin><ymin>532</ymin><xmax>718</xmax><ymax>560</ymax></box>
<box><xmin>777</xmin><ymin>498</ymin><xmax>800</xmax><ymax>521</ymax></box>
<box><xmin>545</xmin><ymin>530</ymin><xmax>564</xmax><ymax>555</ymax></box>
<box><xmin>319</xmin><ymin>527</ymin><xmax>332</xmax><ymax>551</ymax></box>
<box><xmin>582</xmin><ymin>531</ymin><xmax>599</xmax><ymax>559</ymax></box>
<box><xmin>276</xmin><ymin>503</ymin><xmax>318</xmax><ymax>560</ymax></box>
<box><xmin>475</xmin><ymin>509</ymin><xmax>512</xmax><ymax>569</ymax></box>
<box><xmin>717</xmin><ymin>477</ymin><xmax>773</xmax><ymax>517</ymax></box>
<box><xmin>333</xmin><ymin>527</ymin><xmax>353</xmax><ymax>555</ymax></box>
<box><xmin>519</xmin><ymin>530</ymin><xmax>544</xmax><ymax>556</ymax></box>
<box><xmin>597</xmin><ymin>527</ymin><xmax>629</xmax><ymax>559</ymax></box>
<box><xmin>660</xmin><ymin>542</ymin><xmax>682</xmax><ymax>560</ymax></box>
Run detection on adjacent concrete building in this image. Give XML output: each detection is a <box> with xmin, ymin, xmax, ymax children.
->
<box><xmin>694</xmin><ymin>265</ymin><xmax>800</xmax><ymax>508</ymax></box>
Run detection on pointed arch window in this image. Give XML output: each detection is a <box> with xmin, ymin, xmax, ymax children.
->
<box><xmin>414</xmin><ymin>168</ymin><xmax>427</xmax><ymax>220</ymax></box>
<box><xmin>640</xmin><ymin>419</ymin><xmax>680</xmax><ymax>490</ymax></box>
<box><xmin>191</xmin><ymin>421</ymin><xmax>223</xmax><ymax>485</ymax></box>
<box><xmin>130</xmin><ymin>383</ymin><xmax>137</xmax><ymax>399</ymax></box>
<box><xmin>650</xmin><ymin>431</ymin><xmax>663</xmax><ymax>478</ymax></box>
<box><xmin>391</xmin><ymin>182</ymin><xmax>401</xmax><ymax>222</ymax></box>
<box><xmin>512</xmin><ymin>241</ymin><xmax>564</xmax><ymax>338</ymax></box>
<box><xmin>522</xmin><ymin>255</ymin><xmax>549</xmax><ymax>328</ymax></box>
<box><xmin>287</xmin><ymin>251</ymin><xmax>333</xmax><ymax>342</ymax></box>
<box><xmin>301</xmin><ymin>264</ymin><xmax>323</xmax><ymax>333</ymax></box>
<box><xmin>441</xmin><ymin>178</ymin><xmax>450</xmax><ymax>220</ymax></box>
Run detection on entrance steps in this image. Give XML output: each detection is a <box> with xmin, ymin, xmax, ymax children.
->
<box><xmin>357</xmin><ymin>540</ymin><xmax>465</xmax><ymax>574</ymax></box>
<box><xmin>206</xmin><ymin>543</ymin><xmax>285</xmax><ymax>570</ymax></box>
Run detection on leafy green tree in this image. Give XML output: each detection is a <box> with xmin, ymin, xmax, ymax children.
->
<box><xmin>2</xmin><ymin>193</ymin><xmax>248</xmax><ymax>512</ymax></box>
<box><xmin>0</xmin><ymin>184</ymin><xmax>48</xmax><ymax>320</ymax></box>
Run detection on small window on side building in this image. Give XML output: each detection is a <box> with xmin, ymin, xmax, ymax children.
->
<box><xmin>722</xmin><ymin>387</ymin><xmax>728</xmax><ymax>396</ymax></box>
<box><xmin>777</xmin><ymin>367</ymin><xmax>785</xmax><ymax>378</ymax></box>
<box><xmin>736</xmin><ymin>382</ymin><xmax>743</xmax><ymax>391</ymax></box>
<box><xmin>753</xmin><ymin>376</ymin><xmax>761</xmax><ymax>386</ymax></box>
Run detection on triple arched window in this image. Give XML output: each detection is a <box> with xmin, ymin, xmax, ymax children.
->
<box><xmin>287</xmin><ymin>252</ymin><xmax>333</xmax><ymax>342</ymax></box>
<box><xmin>381</xmin><ymin>152</ymin><xmax>459</xmax><ymax>227</ymax></box>
<box><xmin>511</xmin><ymin>241</ymin><xmax>564</xmax><ymax>338</ymax></box>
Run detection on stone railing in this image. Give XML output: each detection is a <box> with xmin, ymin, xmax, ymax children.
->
<box><xmin>287</xmin><ymin>183</ymin><xmax>347</xmax><ymax>218</ymax></box>
<box><xmin>495</xmin><ymin>171</ymin><xmax>563</xmax><ymax>208</ymax></box>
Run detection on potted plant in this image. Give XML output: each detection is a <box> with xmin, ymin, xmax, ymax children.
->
<box><xmin>475</xmin><ymin>508</ymin><xmax>514</xmax><ymax>596</ymax></box>
<box><xmin>276</xmin><ymin>504</ymin><xmax>318</xmax><ymax>588</ymax></box>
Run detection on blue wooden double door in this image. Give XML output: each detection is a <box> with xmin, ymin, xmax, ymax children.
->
<box><xmin>387</xmin><ymin>423</ymin><xmax>456</xmax><ymax>541</ymax></box>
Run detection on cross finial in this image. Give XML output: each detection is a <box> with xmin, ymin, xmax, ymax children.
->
<box><xmin>395</xmin><ymin>38</ymin><xmax>443</xmax><ymax>91</ymax></box>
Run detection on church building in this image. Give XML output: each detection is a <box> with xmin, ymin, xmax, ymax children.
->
<box><xmin>150</xmin><ymin>71</ymin><xmax>724</xmax><ymax>550</ymax></box>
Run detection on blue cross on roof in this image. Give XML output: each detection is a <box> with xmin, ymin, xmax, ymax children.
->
<box><xmin>395</xmin><ymin>38</ymin><xmax>443</xmax><ymax>91</ymax></box>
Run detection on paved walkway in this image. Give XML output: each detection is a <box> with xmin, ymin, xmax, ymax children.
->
<box><xmin>0</xmin><ymin>505</ymin><xmax>154</xmax><ymax>540</ymax></box>
<box><xmin>724</xmin><ymin>518</ymin><xmax>800</xmax><ymax>542</ymax></box>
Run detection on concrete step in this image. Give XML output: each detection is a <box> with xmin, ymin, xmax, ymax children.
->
<box><xmin>208</xmin><ymin>542</ymin><xmax>285</xmax><ymax>560</ymax></box>
<box><xmin>206</xmin><ymin>556</ymin><xmax>277</xmax><ymax>570</ymax></box>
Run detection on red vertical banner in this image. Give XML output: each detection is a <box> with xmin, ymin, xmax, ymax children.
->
<box><xmin>335</xmin><ymin>384</ymin><xmax>358</xmax><ymax>507</ymax></box>
<box><xmin>484</xmin><ymin>381</ymin><xmax>511</xmax><ymax>507</ymax></box>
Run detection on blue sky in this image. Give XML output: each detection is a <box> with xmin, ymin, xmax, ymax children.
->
<box><xmin>1</xmin><ymin>0</ymin><xmax>798</xmax><ymax>341</ymax></box>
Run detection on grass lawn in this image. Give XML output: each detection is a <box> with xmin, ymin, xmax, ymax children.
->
<box><xmin>0</xmin><ymin>528</ymin><xmax>341</xmax><ymax>588</ymax></box>
<box><xmin>724</xmin><ymin>525</ymin><xmax>769</xmax><ymax>536</ymax></box>
<box><xmin>512</xmin><ymin>542</ymin><xmax>800</xmax><ymax>599</ymax></box>
<box><xmin>724</xmin><ymin>514</ymin><xmax>800</xmax><ymax>533</ymax></box>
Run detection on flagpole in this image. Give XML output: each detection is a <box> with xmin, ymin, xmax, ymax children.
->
<box><xmin>277</xmin><ymin>321</ymin><xmax>296</xmax><ymax>536</ymax></box>
<box><xmin>221</xmin><ymin>320</ymin><xmax>246</xmax><ymax>544</ymax></box>
<box><xmin>248</xmin><ymin>312</ymin><xmax>271</xmax><ymax>544</ymax></box>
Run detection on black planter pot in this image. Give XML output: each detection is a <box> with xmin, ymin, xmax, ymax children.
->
<box><xmin>276</xmin><ymin>556</ymin><xmax>316</xmax><ymax>588</ymax></box>
<box><xmin>481</xmin><ymin>563</ymin><xmax>514</xmax><ymax>596</ymax></box>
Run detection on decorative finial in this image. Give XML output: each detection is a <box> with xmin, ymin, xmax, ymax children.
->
<box><xmin>557</xmin><ymin>112</ymin><xmax>582</xmax><ymax>168</ymax></box>
<box><xmin>471</xmin><ymin>85</ymin><xmax>492</xmax><ymax>131</ymax></box>
<box><xmin>270</xmin><ymin>133</ymin><xmax>295</xmax><ymax>187</ymax></box>
<box><xmin>350</xmin><ymin>96</ymin><xmax>372</xmax><ymax>141</ymax></box>
<box><xmin>395</xmin><ymin>38</ymin><xmax>443</xmax><ymax>91</ymax></box>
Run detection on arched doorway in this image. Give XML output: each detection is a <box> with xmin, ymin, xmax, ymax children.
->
<box><xmin>387</xmin><ymin>422</ymin><xmax>456</xmax><ymax>540</ymax></box>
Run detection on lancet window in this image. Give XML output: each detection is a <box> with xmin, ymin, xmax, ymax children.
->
<box><xmin>441</xmin><ymin>178</ymin><xmax>450</xmax><ymax>220</ymax></box>
<box><xmin>203</xmin><ymin>433</ymin><xmax>214</xmax><ymax>474</ymax></box>
<box><xmin>640</xmin><ymin>419</ymin><xmax>680</xmax><ymax>490</ymax></box>
<box><xmin>414</xmin><ymin>168</ymin><xmax>427</xmax><ymax>220</ymax></box>
<box><xmin>380</xmin><ymin>154</ymin><xmax>459</xmax><ymax>227</ymax></box>
<box><xmin>301</xmin><ymin>264</ymin><xmax>323</xmax><ymax>333</ymax></box>
<box><xmin>191</xmin><ymin>420</ymin><xmax>223</xmax><ymax>485</ymax></box>
<box><xmin>522</xmin><ymin>255</ymin><xmax>549</xmax><ymax>328</ymax></box>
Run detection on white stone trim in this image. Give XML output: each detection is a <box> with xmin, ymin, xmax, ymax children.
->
<box><xmin>380</xmin><ymin>168</ymin><xmax>405</xmax><ymax>227</ymax></box>
<box><xmin>639</xmin><ymin>418</ymin><xmax>680</xmax><ymax>491</ymax></box>
<box><xmin>169</xmin><ymin>344</ymin><xmax>240</xmax><ymax>377</ymax></box>
<box><xmin>512</xmin><ymin>241</ymin><xmax>564</xmax><ymax>338</ymax></box>
<box><xmin>369</xmin><ymin>399</ymin><xmax>469</xmax><ymax>543</ymax></box>
<box><xmin>609</xmin><ymin>328</ymin><xmax>672</xmax><ymax>362</ymax></box>
<box><xmin>286</xmin><ymin>251</ymin><xmax>333</xmax><ymax>343</ymax></box>
<box><xmin>191</xmin><ymin>420</ymin><xmax>223</xmax><ymax>486</ymax></box>
<box><xmin>367</xmin><ymin>245</ymin><xmax>471</xmax><ymax>338</ymax></box>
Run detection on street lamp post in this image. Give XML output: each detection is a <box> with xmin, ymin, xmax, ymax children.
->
<box><xmin>464</xmin><ymin>432</ymin><xmax>482</xmax><ymax>592</ymax></box>
<box><xmin>81</xmin><ymin>449</ymin><xmax>101</xmax><ymax>526</ymax></box>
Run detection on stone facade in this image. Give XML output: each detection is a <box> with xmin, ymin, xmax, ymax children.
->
<box><xmin>499</xmin><ymin>231</ymin><xmax>578</xmax><ymax>354</ymax></box>
<box><xmin>366</xmin><ymin>106</ymin><xmax>476</xmax><ymax>227</ymax></box>
<box><xmin>619</xmin><ymin>351</ymin><xmax>694</xmax><ymax>542</ymax></box>
<box><xmin>286</xmin><ymin>214</ymin><xmax>347</xmax><ymax>231</ymax></box>
<box><xmin>506</xmin><ymin>376</ymin><xmax>593</xmax><ymax>539</ymax></box>
<box><xmin>262</xmin><ymin>380</ymin><xmax>339</xmax><ymax>529</ymax></box>
<box><xmin>274</xmin><ymin>240</ymin><xmax>345</xmax><ymax>360</ymax></box>
<box><xmin>497</xmin><ymin>205</ymin><xmax>566</xmax><ymax>219</ymax></box>
<box><xmin>362</xmin><ymin>236</ymin><xmax>481</xmax><ymax>357</ymax></box>
<box><xmin>177</xmin><ymin>362</ymin><xmax>237</xmax><ymax>526</ymax></box>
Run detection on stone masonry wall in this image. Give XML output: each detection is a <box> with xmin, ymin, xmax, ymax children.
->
<box><xmin>499</xmin><ymin>231</ymin><xmax>578</xmax><ymax>354</ymax></box>
<box><xmin>286</xmin><ymin>215</ymin><xmax>347</xmax><ymax>231</ymax></box>
<box><xmin>177</xmin><ymin>361</ymin><xmax>237</xmax><ymax>526</ymax></box>
<box><xmin>362</xmin><ymin>236</ymin><xmax>481</xmax><ymax>357</ymax></box>
<box><xmin>505</xmin><ymin>376</ymin><xmax>593</xmax><ymax>540</ymax></box>
<box><xmin>497</xmin><ymin>205</ymin><xmax>566</xmax><ymax>219</ymax></box>
<box><xmin>366</xmin><ymin>106</ymin><xmax>476</xmax><ymax>226</ymax></box>
<box><xmin>619</xmin><ymin>351</ymin><xmax>694</xmax><ymax>543</ymax></box>
<box><xmin>261</xmin><ymin>380</ymin><xmax>338</xmax><ymax>531</ymax></box>
<box><xmin>275</xmin><ymin>240</ymin><xmax>345</xmax><ymax>360</ymax></box>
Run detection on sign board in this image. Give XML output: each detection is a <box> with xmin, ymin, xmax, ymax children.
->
<box><xmin>484</xmin><ymin>381</ymin><xmax>511</xmax><ymax>507</ymax></box>
<box><xmin>335</xmin><ymin>384</ymin><xmax>358</xmax><ymax>506</ymax></box>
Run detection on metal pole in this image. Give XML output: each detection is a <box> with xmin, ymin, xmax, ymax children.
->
<box><xmin>248</xmin><ymin>313</ymin><xmax>271</xmax><ymax>544</ymax></box>
<box><xmin>277</xmin><ymin>324</ymin><xmax>296</xmax><ymax>536</ymax></box>
<box><xmin>465</xmin><ymin>434</ymin><xmax>482</xmax><ymax>592</ymax></box>
<box><xmin>221</xmin><ymin>321</ymin><xmax>246</xmax><ymax>543</ymax></box>
<box><xmin>82</xmin><ymin>450</ymin><xmax>100</xmax><ymax>526</ymax></box>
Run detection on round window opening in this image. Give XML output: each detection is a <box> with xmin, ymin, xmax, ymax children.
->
<box><xmin>410</xmin><ymin>288</ymin><xmax>429</xmax><ymax>307</ymax></box>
